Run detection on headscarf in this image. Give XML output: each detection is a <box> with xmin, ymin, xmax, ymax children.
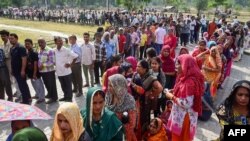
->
<box><xmin>178</xmin><ymin>47</ymin><xmax>189</xmax><ymax>56</ymax></box>
<box><xmin>207</xmin><ymin>41</ymin><xmax>217</xmax><ymax>49</ymax></box>
<box><xmin>145</xmin><ymin>118</ymin><xmax>168</xmax><ymax>141</ymax></box>
<box><xmin>126</xmin><ymin>56</ymin><xmax>137</xmax><ymax>72</ymax></box>
<box><xmin>81</xmin><ymin>87</ymin><xmax>123</xmax><ymax>141</ymax></box>
<box><xmin>102</xmin><ymin>32</ymin><xmax>110</xmax><ymax>42</ymax></box>
<box><xmin>174</xmin><ymin>54</ymin><xmax>205</xmax><ymax>115</ymax></box>
<box><xmin>50</xmin><ymin>103</ymin><xmax>84</xmax><ymax>141</ymax></box>
<box><xmin>159</xmin><ymin>45</ymin><xmax>175</xmax><ymax>73</ymax></box>
<box><xmin>12</xmin><ymin>127</ymin><xmax>47</xmax><ymax>141</ymax></box>
<box><xmin>106</xmin><ymin>74</ymin><xmax>136</xmax><ymax>113</ymax></box>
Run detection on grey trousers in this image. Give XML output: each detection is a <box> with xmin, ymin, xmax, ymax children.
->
<box><xmin>0</xmin><ymin>67</ymin><xmax>13</xmax><ymax>100</ymax></box>
<box><xmin>30</xmin><ymin>78</ymin><xmax>45</xmax><ymax>100</ymax></box>
<box><xmin>58</xmin><ymin>74</ymin><xmax>73</xmax><ymax>100</ymax></box>
<box><xmin>82</xmin><ymin>64</ymin><xmax>94</xmax><ymax>86</ymax></box>
<box><xmin>71</xmin><ymin>62</ymin><xmax>83</xmax><ymax>93</ymax></box>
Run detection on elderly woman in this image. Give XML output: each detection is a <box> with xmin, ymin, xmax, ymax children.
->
<box><xmin>81</xmin><ymin>87</ymin><xmax>124</xmax><ymax>141</ymax></box>
<box><xmin>106</xmin><ymin>74</ymin><xmax>137</xmax><ymax>141</ymax></box>
<box><xmin>216</xmin><ymin>80</ymin><xmax>250</xmax><ymax>141</ymax></box>
<box><xmin>165</xmin><ymin>54</ymin><xmax>204</xmax><ymax>141</ymax></box>
<box><xmin>50</xmin><ymin>102</ymin><xmax>91</xmax><ymax>141</ymax></box>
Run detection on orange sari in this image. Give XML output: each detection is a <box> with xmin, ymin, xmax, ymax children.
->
<box><xmin>202</xmin><ymin>47</ymin><xmax>222</xmax><ymax>97</ymax></box>
<box><xmin>172</xmin><ymin>114</ymin><xmax>191</xmax><ymax>141</ymax></box>
<box><xmin>144</xmin><ymin>118</ymin><xmax>168</xmax><ymax>141</ymax></box>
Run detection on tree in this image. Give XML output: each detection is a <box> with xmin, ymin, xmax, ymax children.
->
<box><xmin>11</xmin><ymin>0</ymin><xmax>23</xmax><ymax>7</ymax></box>
<box><xmin>195</xmin><ymin>0</ymin><xmax>208</xmax><ymax>16</ymax></box>
<box><xmin>0</xmin><ymin>0</ymin><xmax>11</xmax><ymax>8</ymax></box>
<box><xmin>116</xmin><ymin>0</ymin><xmax>151</xmax><ymax>10</ymax></box>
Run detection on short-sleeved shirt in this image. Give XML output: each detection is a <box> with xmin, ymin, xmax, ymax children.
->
<box><xmin>26</xmin><ymin>50</ymin><xmax>41</xmax><ymax>79</ymax></box>
<box><xmin>11</xmin><ymin>44</ymin><xmax>27</xmax><ymax>76</ymax></box>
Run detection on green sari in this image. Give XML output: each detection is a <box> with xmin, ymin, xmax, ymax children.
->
<box><xmin>12</xmin><ymin>127</ymin><xmax>47</xmax><ymax>141</ymax></box>
<box><xmin>81</xmin><ymin>87</ymin><xmax>124</xmax><ymax>141</ymax></box>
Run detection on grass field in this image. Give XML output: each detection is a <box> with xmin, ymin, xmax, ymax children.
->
<box><xmin>0</xmin><ymin>18</ymin><xmax>98</xmax><ymax>37</ymax></box>
<box><xmin>0</xmin><ymin>29</ymin><xmax>52</xmax><ymax>45</ymax></box>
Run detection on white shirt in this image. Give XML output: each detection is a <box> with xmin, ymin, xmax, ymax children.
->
<box><xmin>201</xmin><ymin>18</ymin><xmax>206</xmax><ymax>25</ymax></box>
<box><xmin>190</xmin><ymin>20</ymin><xmax>196</xmax><ymax>30</ymax></box>
<box><xmin>54</xmin><ymin>46</ymin><xmax>78</xmax><ymax>76</ymax></box>
<box><xmin>155</xmin><ymin>27</ymin><xmax>166</xmax><ymax>44</ymax></box>
<box><xmin>81</xmin><ymin>43</ymin><xmax>96</xmax><ymax>65</ymax></box>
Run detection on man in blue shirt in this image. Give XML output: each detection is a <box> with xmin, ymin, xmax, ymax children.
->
<box><xmin>69</xmin><ymin>35</ymin><xmax>83</xmax><ymax>97</ymax></box>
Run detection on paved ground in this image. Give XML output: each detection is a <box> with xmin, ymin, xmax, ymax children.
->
<box><xmin>1</xmin><ymin>43</ymin><xmax>250</xmax><ymax>141</ymax></box>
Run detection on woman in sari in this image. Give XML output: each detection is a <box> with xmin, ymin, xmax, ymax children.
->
<box><xmin>192</xmin><ymin>40</ymin><xmax>209</xmax><ymax>69</ymax></box>
<box><xmin>131</xmin><ymin>60</ymin><xmax>163</xmax><ymax>140</ymax></box>
<box><xmin>165</xmin><ymin>54</ymin><xmax>204</xmax><ymax>141</ymax></box>
<box><xmin>163</xmin><ymin>29</ymin><xmax>177</xmax><ymax>58</ymax></box>
<box><xmin>50</xmin><ymin>102</ymin><xmax>91</xmax><ymax>141</ymax></box>
<box><xmin>12</xmin><ymin>127</ymin><xmax>47</xmax><ymax>141</ymax></box>
<box><xmin>106</xmin><ymin>74</ymin><xmax>137</xmax><ymax>141</ymax></box>
<box><xmin>160</xmin><ymin>45</ymin><xmax>176</xmax><ymax>89</ymax></box>
<box><xmin>202</xmin><ymin>46</ymin><xmax>222</xmax><ymax>98</ymax></box>
<box><xmin>216</xmin><ymin>80</ymin><xmax>250</xmax><ymax>141</ymax></box>
<box><xmin>81</xmin><ymin>87</ymin><xmax>124</xmax><ymax>141</ymax></box>
<box><xmin>143</xmin><ymin>118</ymin><xmax>168</xmax><ymax>141</ymax></box>
<box><xmin>178</xmin><ymin>47</ymin><xmax>189</xmax><ymax>56</ymax></box>
<box><xmin>125</xmin><ymin>56</ymin><xmax>137</xmax><ymax>72</ymax></box>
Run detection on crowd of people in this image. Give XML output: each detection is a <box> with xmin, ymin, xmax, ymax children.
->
<box><xmin>1</xmin><ymin>10</ymin><xmax>250</xmax><ymax>141</ymax></box>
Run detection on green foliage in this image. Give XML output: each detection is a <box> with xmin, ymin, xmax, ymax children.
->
<box><xmin>195</xmin><ymin>0</ymin><xmax>208</xmax><ymax>14</ymax></box>
<box><xmin>0</xmin><ymin>0</ymin><xmax>11</xmax><ymax>8</ymax></box>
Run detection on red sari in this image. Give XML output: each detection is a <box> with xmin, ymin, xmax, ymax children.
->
<box><xmin>163</xmin><ymin>34</ymin><xmax>177</xmax><ymax>58</ymax></box>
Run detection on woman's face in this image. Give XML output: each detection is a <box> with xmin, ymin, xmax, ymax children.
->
<box><xmin>175</xmin><ymin>61</ymin><xmax>182</xmax><ymax>74</ymax></box>
<box><xmin>113</xmin><ymin>58</ymin><xmax>122</xmax><ymax>67</ymax></box>
<box><xmin>57</xmin><ymin>114</ymin><xmax>72</xmax><ymax>134</ymax></box>
<box><xmin>108</xmin><ymin>81</ymin><xmax>115</xmax><ymax>95</ymax></box>
<box><xmin>162</xmin><ymin>50</ymin><xmax>170</xmax><ymax>57</ymax></box>
<box><xmin>180</xmin><ymin>49</ymin><xmax>188</xmax><ymax>55</ymax></box>
<box><xmin>125</xmin><ymin>68</ymin><xmax>134</xmax><ymax>77</ymax></box>
<box><xmin>211</xmin><ymin>49</ymin><xmax>217</xmax><ymax>58</ymax></box>
<box><xmin>93</xmin><ymin>93</ymin><xmax>105</xmax><ymax>116</ymax></box>
<box><xmin>149</xmin><ymin>121</ymin><xmax>158</xmax><ymax>135</ymax></box>
<box><xmin>199</xmin><ymin>43</ymin><xmax>206</xmax><ymax>51</ymax></box>
<box><xmin>151</xmin><ymin>60</ymin><xmax>160</xmax><ymax>72</ymax></box>
<box><xmin>136</xmin><ymin>62</ymin><xmax>146</xmax><ymax>76</ymax></box>
<box><xmin>235</xmin><ymin>87</ymin><xmax>250</xmax><ymax>107</ymax></box>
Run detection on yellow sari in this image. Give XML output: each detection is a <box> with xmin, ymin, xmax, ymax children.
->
<box><xmin>50</xmin><ymin>102</ymin><xmax>84</xmax><ymax>141</ymax></box>
<box><xmin>203</xmin><ymin>47</ymin><xmax>222</xmax><ymax>97</ymax></box>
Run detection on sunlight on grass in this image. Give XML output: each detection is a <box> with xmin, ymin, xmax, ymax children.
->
<box><xmin>0</xmin><ymin>18</ymin><xmax>98</xmax><ymax>37</ymax></box>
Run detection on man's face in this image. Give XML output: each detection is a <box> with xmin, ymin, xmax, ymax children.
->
<box><xmin>69</xmin><ymin>37</ymin><xmax>76</xmax><ymax>45</ymax></box>
<box><xmin>56</xmin><ymin>38</ymin><xmax>63</xmax><ymax>48</ymax></box>
<box><xmin>0</xmin><ymin>34</ymin><xmax>8</xmax><ymax>42</ymax></box>
<box><xmin>84</xmin><ymin>35</ymin><xmax>89</xmax><ymax>43</ymax></box>
<box><xmin>38</xmin><ymin>39</ymin><xmax>46</xmax><ymax>49</ymax></box>
<box><xmin>25</xmin><ymin>42</ymin><xmax>33</xmax><ymax>50</ymax></box>
<box><xmin>9</xmin><ymin>36</ymin><xmax>17</xmax><ymax>45</ymax></box>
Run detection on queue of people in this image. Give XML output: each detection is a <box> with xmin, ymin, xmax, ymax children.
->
<box><xmin>1</xmin><ymin>13</ymin><xmax>250</xmax><ymax>141</ymax></box>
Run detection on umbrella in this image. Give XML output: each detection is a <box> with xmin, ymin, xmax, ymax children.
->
<box><xmin>0</xmin><ymin>100</ymin><xmax>52</xmax><ymax>122</ymax></box>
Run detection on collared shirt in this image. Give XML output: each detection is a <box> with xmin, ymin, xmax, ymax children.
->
<box><xmin>70</xmin><ymin>43</ymin><xmax>82</xmax><ymax>63</ymax></box>
<box><xmin>54</xmin><ymin>46</ymin><xmax>78</xmax><ymax>76</ymax></box>
<box><xmin>10</xmin><ymin>43</ymin><xmax>27</xmax><ymax>76</ymax></box>
<box><xmin>0</xmin><ymin>40</ymin><xmax>12</xmax><ymax>59</ymax></box>
<box><xmin>38</xmin><ymin>46</ymin><xmax>56</xmax><ymax>73</ymax></box>
<box><xmin>81</xmin><ymin>42</ymin><xmax>96</xmax><ymax>65</ymax></box>
<box><xmin>94</xmin><ymin>41</ymin><xmax>106</xmax><ymax>62</ymax></box>
<box><xmin>0</xmin><ymin>48</ymin><xmax>6</xmax><ymax>68</ymax></box>
<box><xmin>155</xmin><ymin>27</ymin><xmax>166</xmax><ymax>44</ymax></box>
<box><xmin>103</xmin><ymin>40</ymin><xmax>115</xmax><ymax>60</ymax></box>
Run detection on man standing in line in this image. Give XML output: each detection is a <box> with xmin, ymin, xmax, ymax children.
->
<box><xmin>0</xmin><ymin>30</ymin><xmax>21</xmax><ymax>102</ymax></box>
<box><xmin>0</xmin><ymin>47</ymin><xmax>13</xmax><ymax>101</ymax></box>
<box><xmin>38</xmin><ymin>38</ymin><xmax>58</xmax><ymax>104</ymax></box>
<box><xmin>155</xmin><ymin>23</ymin><xmax>166</xmax><ymax>55</ymax></box>
<box><xmin>69</xmin><ymin>35</ymin><xmax>83</xmax><ymax>97</ymax></box>
<box><xmin>54</xmin><ymin>37</ymin><xmax>77</xmax><ymax>102</ymax></box>
<box><xmin>81</xmin><ymin>32</ymin><xmax>96</xmax><ymax>87</ymax></box>
<box><xmin>9</xmin><ymin>33</ymin><xmax>31</xmax><ymax>104</ymax></box>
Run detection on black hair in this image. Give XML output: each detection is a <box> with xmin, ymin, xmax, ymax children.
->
<box><xmin>69</xmin><ymin>35</ymin><xmax>77</xmax><ymax>40</ymax></box>
<box><xmin>198</xmin><ymin>40</ymin><xmax>206</xmax><ymax>45</ymax></box>
<box><xmin>94</xmin><ymin>90</ymin><xmax>105</xmax><ymax>99</ymax></box>
<box><xmin>54</xmin><ymin>36</ymin><xmax>63</xmax><ymax>42</ymax></box>
<box><xmin>0</xmin><ymin>30</ymin><xmax>10</xmax><ymax>36</ymax></box>
<box><xmin>138</xmin><ymin>59</ymin><xmax>150</xmax><ymax>72</ymax></box>
<box><xmin>150</xmin><ymin>118</ymin><xmax>159</xmax><ymax>129</ymax></box>
<box><xmin>24</xmin><ymin>39</ymin><xmax>33</xmax><ymax>45</ymax></box>
<box><xmin>146</xmin><ymin>48</ymin><xmax>157</xmax><ymax>58</ymax></box>
<box><xmin>9</xmin><ymin>33</ymin><xmax>18</xmax><ymax>39</ymax></box>
<box><xmin>150</xmin><ymin>57</ymin><xmax>162</xmax><ymax>72</ymax></box>
<box><xmin>105</xmin><ymin>54</ymin><xmax>122</xmax><ymax>70</ymax></box>
<box><xmin>97</xmin><ymin>27</ymin><xmax>104</xmax><ymax>33</ymax></box>
<box><xmin>83</xmin><ymin>32</ymin><xmax>90</xmax><ymax>37</ymax></box>
<box><xmin>120</xmin><ymin>62</ymin><xmax>132</xmax><ymax>73</ymax></box>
